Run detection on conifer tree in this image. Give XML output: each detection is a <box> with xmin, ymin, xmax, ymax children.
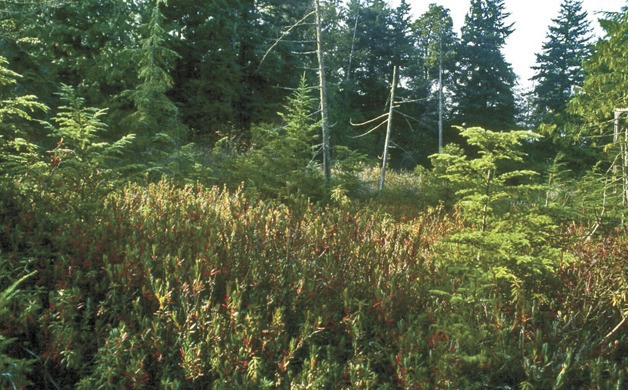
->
<box><xmin>414</xmin><ymin>5</ymin><xmax>457</xmax><ymax>84</ymax></box>
<box><xmin>570</xmin><ymin>7</ymin><xmax>627</xmax><ymax>136</ymax></box>
<box><xmin>0</xmin><ymin>0</ymin><xmax>138</xmax><ymax>109</ymax></box>
<box><xmin>430</xmin><ymin>127</ymin><xmax>559</xmax><ymax>306</ymax></box>
<box><xmin>126</xmin><ymin>0</ymin><xmax>181</xmax><ymax>136</ymax></box>
<box><xmin>164</xmin><ymin>0</ymin><xmax>241</xmax><ymax>135</ymax></box>
<box><xmin>123</xmin><ymin>0</ymin><xmax>191</xmax><ymax>179</ymax></box>
<box><xmin>0</xmin><ymin>55</ymin><xmax>48</xmax><ymax>182</ymax></box>
<box><xmin>531</xmin><ymin>0</ymin><xmax>592</xmax><ymax>124</ymax></box>
<box><xmin>235</xmin><ymin>75</ymin><xmax>323</xmax><ymax>199</ymax></box>
<box><xmin>454</xmin><ymin>0</ymin><xmax>517</xmax><ymax>131</ymax></box>
<box><xmin>338</xmin><ymin>0</ymin><xmax>417</xmax><ymax>162</ymax></box>
<box><xmin>163</xmin><ymin>0</ymin><xmax>312</xmax><ymax>139</ymax></box>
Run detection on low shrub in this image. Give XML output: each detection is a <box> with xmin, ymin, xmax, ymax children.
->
<box><xmin>1</xmin><ymin>180</ymin><xmax>625</xmax><ymax>388</ymax></box>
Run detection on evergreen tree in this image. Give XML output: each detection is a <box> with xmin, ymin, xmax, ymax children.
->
<box><xmin>234</xmin><ymin>75</ymin><xmax>323</xmax><ymax>199</ymax></box>
<box><xmin>413</xmin><ymin>5</ymin><xmax>457</xmax><ymax>82</ymax></box>
<box><xmin>531</xmin><ymin>0</ymin><xmax>592</xmax><ymax>124</ymax></box>
<box><xmin>163</xmin><ymin>0</ymin><xmax>311</xmax><ymax>140</ymax></box>
<box><xmin>124</xmin><ymin>0</ymin><xmax>197</xmax><ymax>180</ymax></box>
<box><xmin>163</xmin><ymin>0</ymin><xmax>241</xmax><ymax>137</ymax></box>
<box><xmin>384</xmin><ymin>0</ymin><xmax>424</xmax><ymax>167</ymax></box>
<box><xmin>0</xmin><ymin>55</ymin><xmax>47</xmax><ymax>193</ymax></box>
<box><xmin>0</xmin><ymin>0</ymin><xmax>139</xmax><ymax>109</ymax></box>
<box><xmin>570</xmin><ymin>7</ymin><xmax>627</xmax><ymax>137</ymax></box>
<box><xmin>125</xmin><ymin>0</ymin><xmax>181</xmax><ymax>138</ymax></box>
<box><xmin>454</xmin><ymin>0</ymin><xmax>517</xmax><ymax>131</ymax></box>
<box><xmin>343</xmin><ymin>0</ymin><xmax>397</xmax><ymax>116</ymax></box>
<box><xmin>389</xmin><ymin>0</ymin><xmax>414</xmax><ymax>68</ymax></box>
<box><xmin>432</xmin><ymin>127</ymin><xmax>540</xmax><ymax>231</ymax></box>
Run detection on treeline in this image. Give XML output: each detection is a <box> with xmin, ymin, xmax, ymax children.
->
<box><xmin>1</xmin><ymin>0</ymin><xmax>626</xmax><ymax>213</ymax></box>
<box><xmin>0</xmin><ymin>0</ymin><xmax>612</xmax><ymax>168</ymax></box>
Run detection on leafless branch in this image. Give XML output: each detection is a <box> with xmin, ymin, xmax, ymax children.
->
<box><xmin>258</xmin><ymin>10</ymin><xmax>316</xmax><ymax>68</ymax></box>
<box><xmin>351</xmin><ymin>119</ymin><xmax>388</xmax><ymax>138</ymax></box>
<box><xmin>350</xmin><ymin>112</ymin><xmax>389</xmax><ymax>127</ymax></box>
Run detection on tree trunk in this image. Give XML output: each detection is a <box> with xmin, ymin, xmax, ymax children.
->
<box><xmin>614</xmin><ymin>108</ymin><xmax>628</xmax><ymax>224</ymax></box>
<box><xmin>379</xmin><ymin>66</ymin><xmax>398</xmax><ymax>192</ymax></box>
<box><xmin>438</xmin><ymin>41</ymin><xmax>443</xmax><ymax>154</ymax></box>
<box><xmin>315</xmin><ymin>0</ymin><xmax>331</xmax><ymax>182</ymax></box>
<box><xmin>621</xmin><ymin>117</ymin><xmax>628</xmax><ymax>225</ymax></box>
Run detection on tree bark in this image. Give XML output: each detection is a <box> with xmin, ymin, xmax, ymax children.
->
<box><xmin>379</xmin><ymin>66</ymin><xmax>398</xmax><ymax>192</ymax></box>
<box><xmin>315</xmin><ymin>0</ymin><xmax>331</xmax><ymax>182</ymax></box>
<box><xmin>438</xmin><ymin>41</ymin><xmax>443</xmax><ymax>154</ymax></box>
<box><xmin>614</xmin><ymin>108</ymin><xmax>628</xmax><ymax>224</ymax></box>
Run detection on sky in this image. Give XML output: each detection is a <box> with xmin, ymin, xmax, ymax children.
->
<box><xmin>394</xmin><ymin>0</ymin><xmax>626</xmax><ymax>89</ymax></box>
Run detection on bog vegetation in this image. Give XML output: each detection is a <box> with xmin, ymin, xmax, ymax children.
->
<box><xmin>1</xmin><ymin>0</ymin><xmax>626</xmax><ymax>388</ymax></box>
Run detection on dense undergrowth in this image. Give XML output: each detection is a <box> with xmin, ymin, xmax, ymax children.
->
<box><xmin>1</xmin><ymin>51</ymin><xmax>626</xmax><ymax>388</ymax></box>
<box><xmin>1</xmin><ymin>179</ymin><xmax>625</xmax><ymax>389</ymax></box>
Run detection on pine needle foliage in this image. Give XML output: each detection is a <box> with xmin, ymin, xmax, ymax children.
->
<box><xmin>0</xmin><ymin>7</ymin><xmax>626</xmax><ymax>387</ymax></box>
<box><xmin>125</xmin><ymin>0</ymin><xmax>180</xmax><ymax>134</ymax></box>
<box><xmin>233</xmin><ymin>74</ymin><xmax>324</xmax><ymax>200</ymax></box>
<box><xmin>431</xmin><ymin>127</ymin><xmax>541</xmax><ymax>230</ymax></box>
<box><xmin>0</xmin><ymin>55</ymin><xmax>48</xmax><ymax>180</ymax></box>
<box><xmin>43</xmin><ymin>85</ymin><xmax>135</xmax><ymax>209</ymax></box>
<box><xmin>0</xmin><ymin>269</ymin><xmax>37</xmax><ymax>390</ymax></box>
<box><xmin>455</xmin><ymin>0</ymin><xmax>517</xmax><ymax>130</ymax></box>
<box><xmin>430</xmin><ymin>127</ymin><xmax>562</xmax><ymax>359</ymax></box>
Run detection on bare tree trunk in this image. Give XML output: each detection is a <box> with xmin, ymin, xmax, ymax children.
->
<box><xmin>346</xmin><ymin>7</ymin><xmax>359</xmax><ymax>83</ymax></box>
<box><xmin>315</xmin><ymin>0</ymin><xmax>331</xmax><ymax>182</ymax></box>
<box><xmin>438</xmin><ymin>41</ymin><xmax>443</xmax><ymax>154</ymax></box>
<box><xmin>623</xmin><ymin>118</ymin><xmax>627</xmax><ymax>225</ymax></box>
<box><xmin>379</xmin><ymin>66</ymin><xmax>398</xmax><ymax>192</ymax></box>
<box><xmin>614</xmin><ymin>108</ymin><xmax>628</xmax><ymax>224</ymax></box>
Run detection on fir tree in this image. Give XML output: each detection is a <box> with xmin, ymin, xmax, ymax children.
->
<box><xmin>454</xmin><ymin>0</ymin><xmax>517</xmax><ymax>131</ymax></box>
<box><xmin>235</xmin><ymin>75</ymin><xmax>323</xmax><ymax>199</ymax></box>
<box><xmin>126</xmin><ymin>0</ymin><xmax>181</xmax><ymax>137</ymax></box>
<box><xmin>413</xmin><ymin>5</ymin><xmax>457</xmax><ymax>82</ymax></box>
<box><xmin>569</xmin><ymin>7</ymin><xmax>627</xmax><ymax>136</ymax></box>
<box><xmin>531</xmin><ymin>0</ymin><xmax>592</xmax><ymax>124</ymax></box>
<box><xmin>0</xmin><ymin>0</ymin><xmax>138</xmax><ymax>109</ymax></box>
<box><xmin>0</xmin><ymin>55</ymin><xmax>48</xmax><ymax>183</ymax></box>
<box><xmin>123</xmin><ymin>0</ymin><xmax>192</xmax><ymax>180</ymax></box>
<box><xmin>338</xmin><ymin>0</ymin><xmax>419</xmax><ymax>163</ymax></box>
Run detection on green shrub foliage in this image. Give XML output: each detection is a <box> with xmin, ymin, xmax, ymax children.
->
<box><xmin>1</xmin><ymin>180</ymin><xmax>624</xmax><ymax>388</ymax></box>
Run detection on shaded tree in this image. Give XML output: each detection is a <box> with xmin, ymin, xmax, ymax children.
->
<box><xmin>531</xmin><ymin>0</ymin><xmax>592</xmax><ymax>125</ymax></box>
<box><xmin>163</xmin><ymin>0</ymin><xmax>311</xmax><ymax>141</ymax></box>
<box><xmin>234</xmin><ymin>75</ymin><xmax>324</xmax><ymax>199</ymax></box>
<box><xmin>454</xmin><ymin>0</ymin><xmax>517</xmax><ymax>131</ymax></box>
<box><xmin>338</xmin><ymin>0</ymin><xmax>418</xmax><ymax>165</ymax></box>
<box><xmin>125</xmin><ymin>0</ymin><xmax>182</xmax><ymax>139</ymax></box>
<box><xmin>0</xmin><ymin>0</ymin><xmax>139</xmax><ymax>109</ymax></box>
